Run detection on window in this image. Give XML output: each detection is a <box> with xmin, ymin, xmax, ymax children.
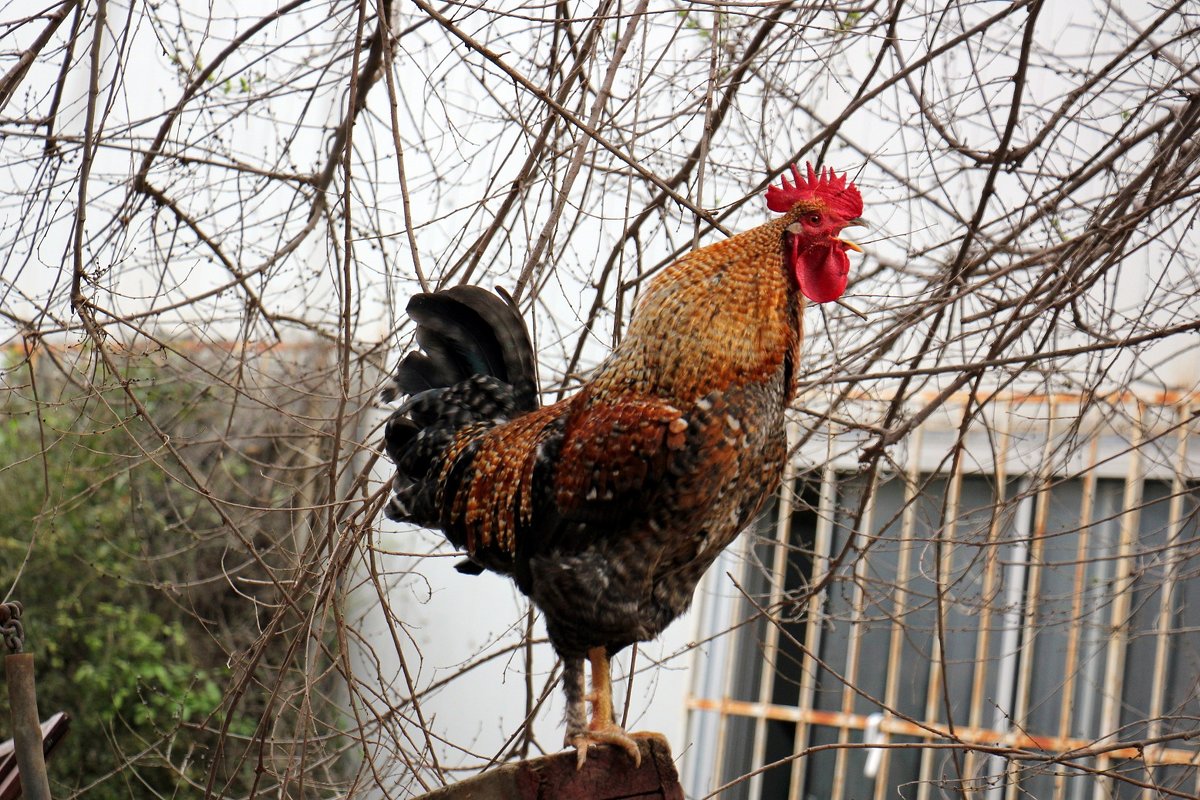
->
<box><xmin>686</xmin><ymin>400</ymin><xmax>1200</xmax><ymax>800</ymax></box>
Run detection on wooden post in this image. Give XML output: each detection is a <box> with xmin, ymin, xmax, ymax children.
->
<box><xmin>4</xmin><ymin>654</ymin><xmax>52</xmax><ymax>800</ymax></box>
<box><xmin>415</xmin><ymin>737</ymin><xmax>684</xmax><ymax>800</ymax></box>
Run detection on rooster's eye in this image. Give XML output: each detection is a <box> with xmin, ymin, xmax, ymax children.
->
<box><xmin>806</xmin><ymin>213</ymin><xmax>821</xmax><ymax>226</ymax></box>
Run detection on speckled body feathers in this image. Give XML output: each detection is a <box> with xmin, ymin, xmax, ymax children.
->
<box><xmin>383</xmin><ymin>216</ymin><xmax>806</xmax><ymax>659</ymax></box>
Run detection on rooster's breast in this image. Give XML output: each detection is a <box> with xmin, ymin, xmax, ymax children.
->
<box><xmin>526</xmin><ymin>367</ymin><xmax>790</xmax><ymax>658</ymax></box>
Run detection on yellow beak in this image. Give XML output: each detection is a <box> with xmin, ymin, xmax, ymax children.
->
<box><xmin>839</xmin><ymin>217</ymin><xmax>866</xmax><ymax>252</ymax></box>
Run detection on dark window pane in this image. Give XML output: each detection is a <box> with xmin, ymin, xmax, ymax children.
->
<box><xmin>719</xmin><ymin>714</ymin><xmax>757</xmax><ymax>800</ymax></box>
<box><xmin>804</xmin><ymin>724</ymin><xmax>840</xmax><ymax>800</ymax></box>
<box><xmin>773</xmin><ymin>478</ymin><xmax>821</xmax><ymax>708</ymax></box>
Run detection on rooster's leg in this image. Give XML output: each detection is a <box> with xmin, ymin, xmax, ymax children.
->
<box><xmin>565</xmin><ymin>647</ymin><xmax>642</xmax><ymax>768</ymax></box>
<box><xmin>563</xmin><ymin>655</ymin><xmax>588</xmax><ymax>747</ymax></box>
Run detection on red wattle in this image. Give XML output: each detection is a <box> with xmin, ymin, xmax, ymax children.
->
<box><xmin>794</xmin><ymin>244</ymin><xmax>849</xmax><ymax>303</ymax></box>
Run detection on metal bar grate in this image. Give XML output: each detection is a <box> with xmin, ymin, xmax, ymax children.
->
<box><xmin>686</xmin><ymin>394</ymin><xmax>1200</xmax><ymax>800</ymax></box>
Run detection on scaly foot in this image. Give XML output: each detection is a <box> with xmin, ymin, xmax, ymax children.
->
<box><xmin>569</xmin><ymin>721</ymin><xmax>642</xmax><ymax>769</ymax></box>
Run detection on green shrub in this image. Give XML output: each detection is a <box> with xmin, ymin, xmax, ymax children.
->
<box><xmin>0</xmin><ymin>372</ymin><xmax>260</xmax><ymax>798</ymax></box>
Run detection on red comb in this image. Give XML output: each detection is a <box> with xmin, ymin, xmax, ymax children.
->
<box><xmin>766</xmin><ymin>162</ymin><xmax>863</xmax><ymax>219</ymax></box>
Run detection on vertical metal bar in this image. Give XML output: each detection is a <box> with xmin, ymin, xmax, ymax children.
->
<box><xmin>1002</xmin><ymin>396</ymin><xmax>1059</xmax><ymax>800</ymax></box>
<box><xmin>987</xmin><ymin>476</ymin><xmax>1035</xmax><ymax>800</ymax></box>
<box><xmin>873</xmin><ymin>425</ymin><xmax>925</xmax><ymax>800</ymax></box>
<box><xmin>789</xmin><ymin>459</ymin><xmax>838</xmax><ymax>800</ymax></box>
<box><xmin>966</xmin><ymin>405</ymin><xmax>1012</xmax><ymax>798</ymax></box>
<box><xmin>710</xmin><ymin>533</ymin><xmax>758</xmax><ymax>792</ymax></box>
<box><xmin>916</xmin><ymin>452</ymin><xmax>964</xmax><ymax>800</ymax></box>
<box><xmin>830</xmin><ymin>466</ymin><xmax>878</xmax><ymax>800</ymax></box>
<box><xmin>747</xmin><ymin>455</ymin><xmax>797</xmax><ymax>799</ymax></box>
<box><xmin>1141</xmin><ymin>402</ymin><xmax>1191</xmax><ymax>800</ymax></box>
<box><xmin>1093</xmin><ymin>402</ymin><xmax>1145</xmax><ymax>800</ymax></box>
<box><xmin>685</xmin><ymin>547</ymin><xmax>740</xmax><ymax>794</ymax></box>
<box><xmin>1053</xmin><ymin>429</ymin><xmax>1101</xmax><ymax>800</ymax></box>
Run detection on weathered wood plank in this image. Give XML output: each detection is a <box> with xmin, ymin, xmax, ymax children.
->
<box><xmin>414</xmin><ymin>737</ymin><xmax>683</xmax><ymax>800</ymax></box>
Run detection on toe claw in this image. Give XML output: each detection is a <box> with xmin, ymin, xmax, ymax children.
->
<box><xmin>567</xmin><ymin>727</ymin><xmax>643</xmax><ymax>769</ymax></box>
<box><xmin>622</xmin><ymin>738</ymin><xmax>642</xmax><ymax>768</ymax></box>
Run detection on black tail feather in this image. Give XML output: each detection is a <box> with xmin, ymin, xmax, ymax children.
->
<box><xmin>382</xmin><ymin>285</ymin><xmax>539</xmax><ymax>529</ymax></box>
<box><xmin>402</xmin><ymin>286</ymin><xmax>538</xmax><ymax>412</ymax></box>
<box><xmin>383</xmin><ymin>351</ymin><xmax>460</xmax><ymax>401</ymax></box>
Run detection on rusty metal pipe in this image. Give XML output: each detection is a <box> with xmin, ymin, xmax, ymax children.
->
<box><xmin>5</xmin><ymin>652</ymin><xmax>52</xmax><ymax>800</ymax></box>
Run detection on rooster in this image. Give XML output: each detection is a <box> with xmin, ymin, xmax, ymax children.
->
<box><xmin>382</xmin><ymin>163</ymin><xmax>864</xmax><ymax>766</ymax></box>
